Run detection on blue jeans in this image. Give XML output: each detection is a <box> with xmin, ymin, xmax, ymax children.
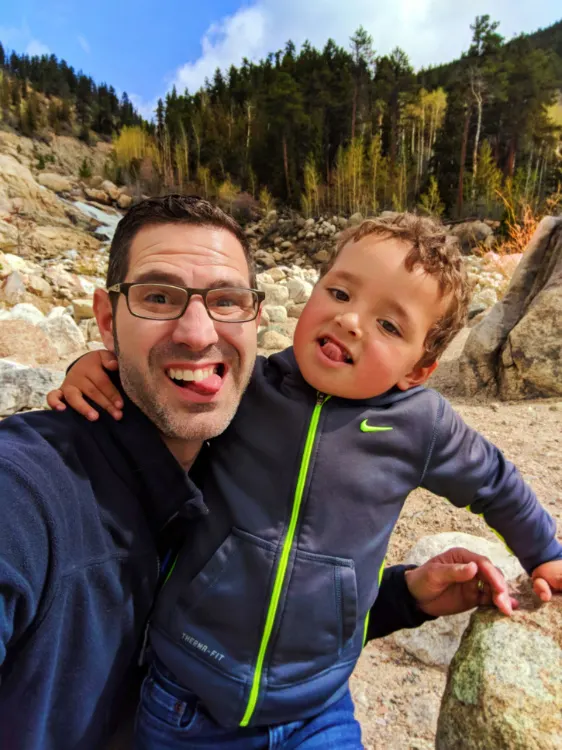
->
<box><xmin>134</xmin><ymin>661</ymin><xmax>363</xmax><ymax>749</ymax></box>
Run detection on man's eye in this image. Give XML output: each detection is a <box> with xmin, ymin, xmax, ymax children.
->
<box><xmin>214</xmin><ymin>297</ymin><xmax>236</xmax><ymax>307</ymax></box>
<box><xmin>379</xmin><ymin>319</ymin><xmax>400</xmax><ymax>336</ymax></box>
<box><xmin>145</xmin><ymin>293</ymin><xmax>169</xmax><ymax>305</ymax></box>
<box><xmin>328</xmin><ymin>288</ymin><xmax>349</xmax><ymax>302</ymax></box>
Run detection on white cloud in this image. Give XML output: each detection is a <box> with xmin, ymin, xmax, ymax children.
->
<box><xmin>129</xmin><ymin>93</ymin><xmax>158</xmax><ymax>121</ymax></box>
<box><xmin>170</xmin><ymin>0</ymin><xmax>562</xmax><ymax>93</ymax></box>
<box><xmin>77</xmin><ymin>34</ymin><xmax>91</xmax><ymax>54</ymax></box>
<box><xmin>0</xmin><ymin>20</ymin><xmax>50</xmax><ymax>57</ymax></box>
<box><xmin>26</xmin><ymin>39</ymin><xmax>51</xmax><ymax>57</ymax></box>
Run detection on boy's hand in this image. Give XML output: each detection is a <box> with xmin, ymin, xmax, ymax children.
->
<box><xmin>405</xmin><ymin>547</ymin><xmax>518</xmax><ymax>618</ymax></box>
<box><xmin>531</xmin><ymin>558</ymin><xmax>562</xmax><ymax>602</ymax></box>
<box><xmin>46</xmin><ymin>350</ymin><xmax>123</xmax><ymax>421</ymax></box>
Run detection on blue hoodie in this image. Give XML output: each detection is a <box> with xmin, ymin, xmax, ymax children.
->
<box><xmin>151</xmin><ymin>347</ymin><xmax>562</xmax><ymax>728</ymax></box>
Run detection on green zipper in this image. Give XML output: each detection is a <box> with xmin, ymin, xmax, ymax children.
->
<box><xmin>240</xmin><ymin>392</ymin><xmax>330</xmax><ymax>727</ymax></box>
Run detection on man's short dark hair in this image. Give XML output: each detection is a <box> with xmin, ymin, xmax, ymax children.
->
<box><xmin>107</xmin><ymin>194</ymin><xmax>255</xmax><ymax>288</ymax></box>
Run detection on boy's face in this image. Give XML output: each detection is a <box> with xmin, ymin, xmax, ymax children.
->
<box><xmin>292</xmin><ymin>234</ymin><xmax>448</xmax><ymax>400</ymax></box>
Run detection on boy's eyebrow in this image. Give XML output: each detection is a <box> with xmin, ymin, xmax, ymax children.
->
<box><xmin>329</xmin><ymin>269</ymin><xmax>361</xmax><ymax>285</ymax></box>
<box><xmin>383</xmin><ymin>298</ymin><xmax>414</xmax><ymax>327</ymax></box>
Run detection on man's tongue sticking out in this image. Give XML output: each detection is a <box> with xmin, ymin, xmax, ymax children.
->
<box><xmin>186</xmin><ymin>372</ymin><xmax>223</xmax><ymax>395</ymax></box>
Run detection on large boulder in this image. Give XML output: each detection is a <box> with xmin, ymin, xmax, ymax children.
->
<box><xmin>436</xmin><ymin>580</ymin><xmax>562</xmax><ymax>750</ymax></box>
<box><xmin>84</xmin><ymin>187</ymin><xmax>111</xmax><ymax>205</ymax></box>
<box><xmin>459</xmin><ymin>217</ymin><xmax>562</xmax><ymax>399</ymax></box>
<box><xmin>0</xmin><ymin>154</ymin><xmax>67</xmax><ymax>223</ymax></box>
<box><xmin>0</xmin><ymin>320</ymin><xmax>59</xmax><ymax>366</ymax></box>
<box><xmin>100</xmin><ymin>180</ymin><xmax>120</xmax><ymax>201</ymax></box>
<box><xmin>258</xmin><ymin>282</ymin><xmax>290</xmax><ymax>307</ymax></box>
<box><xmin>0</xmin><ymin>359</ymin><xmax>63</xmax><ymax>416</ymax></box>
<box><xmin>392</xmin><ymin>532</ymin><xmax>524</xmax><ymax>668</ymax></box>
<box><xmin>38</xmin><ymin>315</ymin><xmax>86</xmax><ymax>357</ymax></box>
<box><xmin>37</xmin><ymin>173</ymin><xmax>73</xmax><ymax>194</ymax></box>
<box><xmin>117</xmin><ymin>192</ymin><xmax>132</xmax><ymax>210</ymax></box>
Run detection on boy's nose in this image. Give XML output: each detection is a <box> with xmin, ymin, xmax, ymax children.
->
<box><xmin>335</xmin><ymin>311</ymin><xmax>363</xmax><ymax>339</ymax></box>
<box><xmin>171</xmin><ymin>296</ymin><xmax>220</xmax><ymax>350</ymax></box>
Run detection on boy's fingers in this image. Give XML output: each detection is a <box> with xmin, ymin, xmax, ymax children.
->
<box><xmin>90</xmin><ymin>371</ymin><xmax>124</xmax><ymax>409</ymax></box>
<box><xmin>80</xmin><ymin>380</ymin><xmax>123</xmax><ymax>420</ymax></box>
<box><xmin>46</xmin><ymin>389</ymin><xmax>66</xmax><ymax>411</ymax></box>
<box><xmin>532</xmin><ymin>577</ymin><xmax>552</xmax><ymax>603</ymax></box>
<box><xmin>63</xmin><ymin>385</ymin><xmax>100</xmax><ymax>421</ymax></box>
<box><xmin>99</xmin><ymin>350</ymin><xmax>119</xmax><ymax>371</ymax></box>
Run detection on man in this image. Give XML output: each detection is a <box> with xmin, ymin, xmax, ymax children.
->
<box><xmin>0</xmin><ymin>196</ymin><xmax>516</xmax><ymax>750</ymax></box>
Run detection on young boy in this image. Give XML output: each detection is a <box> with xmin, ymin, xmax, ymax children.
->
<box><xmin>51</xmin><ymin>214</ymin><xmax>562</xmax><ymax>749</ymax></box>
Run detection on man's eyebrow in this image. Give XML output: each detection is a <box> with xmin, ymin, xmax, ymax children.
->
<box><xmin>130</xmin><ymin>270</ymin><xmax>250</xmax><ymax>288</ymax></box>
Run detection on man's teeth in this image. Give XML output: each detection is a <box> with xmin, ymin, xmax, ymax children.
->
<box><xmin>167</xmin><ymin>367</ymin><xmax>216</xmax><ymax>382</ymax></box>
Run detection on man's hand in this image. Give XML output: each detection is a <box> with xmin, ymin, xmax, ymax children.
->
<box><xmin>531</xmin><ymin>559</ymin><xmax>562</xmax><ymax>602</ymax></box>
<box><xmin>405</xmin><ymin>547</ymin><xmax>519</xmax><ymax>618</ymax></box>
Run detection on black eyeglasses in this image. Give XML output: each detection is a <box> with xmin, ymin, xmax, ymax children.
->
<box><xmin>107</xmin><ymin>282</ymin><xmax>265</xmax><ymax>323</ymax></box>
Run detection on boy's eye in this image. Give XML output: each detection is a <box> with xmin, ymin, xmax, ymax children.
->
<box><xmin>379</xmin><ymin>319</ymin><xmax>401</xmax><ymax>336</ymax></box>
<box><xmin>328</xmin><ymin>288</ymin><xmax>349</xmax><ymax>302</ymax></box>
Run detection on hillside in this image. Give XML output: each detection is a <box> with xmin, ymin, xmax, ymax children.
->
<box><xmin>2</xmin><ymin>14</ymin><xmax>561</xmax><ymax>224</ymax></box>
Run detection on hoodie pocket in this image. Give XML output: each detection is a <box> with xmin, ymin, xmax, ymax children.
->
<box><xmin>159</xmin><ymin>527</ymin><xmax>277</xmax><ymax>682</ymax></box>
<box><xmin>268</xmin><ymin>549</ymin><xmax>358</xmax><ymax>685</ymax></box>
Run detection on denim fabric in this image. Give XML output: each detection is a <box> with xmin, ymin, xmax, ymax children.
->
<box><xmin>134</xmin><ymin>662</ymin><xmax>363</xmax><ymax>749</ymax></box>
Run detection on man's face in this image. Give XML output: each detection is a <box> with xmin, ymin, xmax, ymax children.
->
<box><xmin>96</xmin><ymin>223</ymin><xmax>258</xmax><ymax>446</ymax></box>
<box><xmin>293</xmin><ymin>234</ymin><xmax>445</xmax><ymax>399</ymax></box>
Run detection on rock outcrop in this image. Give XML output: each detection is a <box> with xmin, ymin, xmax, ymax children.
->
<box><xmin>436</xmin><ymin>579</ymin><xmax>562</xmax><ymax>750</ymax></box>
<box><xmin>459</xmin><ymin>217</ymin><xmax>562</xmax><ymax>399</ymax></box>
<box><xmin>392</xmin><ymin>533</ymin><xmax>524</xmax><ymax>667</ymax></box>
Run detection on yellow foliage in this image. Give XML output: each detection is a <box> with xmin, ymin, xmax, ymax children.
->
<box><xmin>113</xmin><ymin>126</ymin><xmax>160</xmax><ymax>170</ymax></box>
<box><xmin>259</xmin><ymin>187</ymin><xmax>274</xmax><ymax>213</ymax></box>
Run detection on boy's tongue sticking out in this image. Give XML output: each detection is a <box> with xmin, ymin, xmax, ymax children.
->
<box><xmin>320</xmin><ymin>337</ymin><xmax>351</xmax><ymax>364</ymax></box>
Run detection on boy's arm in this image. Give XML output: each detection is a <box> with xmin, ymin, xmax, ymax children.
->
<box><xmin>420</xmin><ymin>397</ymin><xmax>562</xmax><ymax>576</ymax></box>
<box><xmin>46</xmin><ymin>349</ymin><xmax>122</xmax><ymax>421</ymax></box>
<box><xmin>0</xmin><ymin>459</ymin><xmax>49</xmax><ymax>669</ymax></box>
<box><xmin>366</xmin><ymin>547</ymin><xmax>517</xmax><ymax>641</ymax></box>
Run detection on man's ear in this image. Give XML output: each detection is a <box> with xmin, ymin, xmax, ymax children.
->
<box><xmin>396</xmin><ymin>360</ymin><xmax>438</xmax><ymax>391</ymax></box>
<box><xmin>93</xmin><ymin>288</ymin><xmax>116</xmax><ymax>353</ymax></box>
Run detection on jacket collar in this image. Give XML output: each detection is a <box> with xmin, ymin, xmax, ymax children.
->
<box><xmin>82</xmin><ymin>371</ymin><xmax>208</xmax><ymax>533</ymax></box>
<box><xmin>265</xmin><ymin>347</ymin><xmax>426</xmax><ymax>407</ymax></box>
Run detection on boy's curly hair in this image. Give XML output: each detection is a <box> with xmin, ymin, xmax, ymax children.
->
<box><xmin>320</xmin><ymin>213</ymin><xmax>470</xmax><ymax>365</ymax></box>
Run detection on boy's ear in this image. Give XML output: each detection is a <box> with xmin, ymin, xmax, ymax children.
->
<box><xmin>93</xmin><ymin>288</ymin><xmax>116</xmax><ymax>354</ymax></box>
<box><xmin>396</xmin><ymin>360</ymin><xmax>438</xmax><ymax>391</ymax></box>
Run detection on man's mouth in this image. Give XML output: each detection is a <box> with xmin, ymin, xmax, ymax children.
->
<box><xmin>166</xmin><ymin>364</ymin><xmax>226</xmax><ymax>395</ymax></box>
<box><xmin>318</xmin><ymin>337</ymin><xmax>354</xmax><ymax>364</ymax></box>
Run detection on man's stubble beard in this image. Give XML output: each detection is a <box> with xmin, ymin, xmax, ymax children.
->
<box><xmin>113</xmin><ymin>325</ymin><xmax>254</xmax><ymax>443</ymax></box>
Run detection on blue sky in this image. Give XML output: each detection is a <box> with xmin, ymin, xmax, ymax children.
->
<box><xmin>1</xmin><ymin>0</ymin><xmax>561</xmax><ymax>119</ymax></box>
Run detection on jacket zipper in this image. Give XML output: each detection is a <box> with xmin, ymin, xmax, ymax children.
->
<box><xmin>240</xmin><ymin>391</ymin><xmax>330</xmax><ymax>727</ymax></box>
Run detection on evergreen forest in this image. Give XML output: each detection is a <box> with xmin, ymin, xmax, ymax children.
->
<box><xmin>1</xmin><ymin>15</ymin><xmax>561</xmax><ymax>220</ymax></box>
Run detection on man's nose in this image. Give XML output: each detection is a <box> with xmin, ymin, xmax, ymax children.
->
<box><xmin>335</xmin><ymin>311</ymin><xmax>363</xmax><ymax>339</ymax></box>
<box><xmin>171</xmin><ymin>296</ymin><xmax>220</xmax><ymax>349</ymax></box>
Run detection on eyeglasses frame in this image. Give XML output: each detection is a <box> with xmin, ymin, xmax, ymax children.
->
<box><xmin>107</xmin><ymin>282</ymin><xmax>265</xmax><ymax>323</ymax></box>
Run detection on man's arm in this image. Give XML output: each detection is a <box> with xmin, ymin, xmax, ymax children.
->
<box><xmin>0</xmin><ymin>458</ymin><xmax>49</xmax><ymax>669</ymax></box>
<box><xmin>365</xmin><ymin>547</ymin><xmax>517</xmax><ymax>642</ymax></box>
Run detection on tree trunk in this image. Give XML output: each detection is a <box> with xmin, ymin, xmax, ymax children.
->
<box><xmin>283</xmin><ymin>134</ymin><xmax>291</xmax><ymax>200</ymax></box>
<box><xmin>456</xmin><ymin>106</ymin><xmax>470</xmax><ymax>218</ymax></box>
<box><xmin>470</xmin><ymin>76</ymin><xmax>483</xmax><ymax>204</ymax></box>
<box><xmin>506</xmin><ymin>136</ymin><xmax>517</xmax><ymax>178</ymax></box>
<box><xmin>351</xmin><ymin>84</ymin><xmax>357</xmax><ymax>140</ymax></box>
